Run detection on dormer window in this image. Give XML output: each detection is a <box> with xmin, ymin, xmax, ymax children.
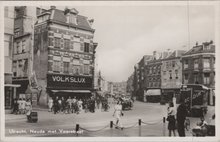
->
<box><xmin>70</xmin><ymin>14</ymin><xmax>77</xmax><ymax>25</ymax></box>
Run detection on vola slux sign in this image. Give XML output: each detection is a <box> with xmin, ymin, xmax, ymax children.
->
<box><xmin>47</xmin><ymin>74</ymin><xmax>93</xmax><ymax>89</ymax></box>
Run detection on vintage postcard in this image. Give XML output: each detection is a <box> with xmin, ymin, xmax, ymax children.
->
<box><xmin>0</xmin><ymin>1</ymin><xmax>219</xmax><ymax>142</ymax></box>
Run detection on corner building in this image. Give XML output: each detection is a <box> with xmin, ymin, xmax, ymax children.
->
<box><xmin>33</xmin><ymin>7</ymin><xmax>98</xmax><ymax>106</ymax></box>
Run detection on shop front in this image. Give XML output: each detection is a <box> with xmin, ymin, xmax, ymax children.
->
<box><xmin>4</xmin><ymin>84</ymin><xmax>20</xmax><ymax>109</ymax></box>
<box><xmin>161</xmin><ymin>88</ymin><xmax>180</xmax><ymax>103</ymax></box>
<box><xmin>145</xmin><ymin>89</ymin><xmax>161</xmax><ymax>103</ymax></box>
<box><xmin>47</xmin><ymin>74</ymin><xmax>93</xmax><ymax>99</ymax></box>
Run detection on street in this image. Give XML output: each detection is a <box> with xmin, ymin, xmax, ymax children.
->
<box><xmin>5</xmin><ymin>101</ymin><xmax>215</xmax><ymax>137</ymax></box>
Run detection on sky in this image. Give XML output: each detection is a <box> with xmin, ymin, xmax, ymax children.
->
<box><xmin>65</xmin><ymin>4</ymin><xmax>215</xmax><ymax>82</ymax></box>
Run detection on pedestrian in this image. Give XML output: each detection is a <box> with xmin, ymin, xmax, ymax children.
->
<box><xmin>53</xmin><ymin>96</ymin><xmax>59</xmax><ymax>114</ymax></box>
<box><xmin>113</xmin><ymin>101</ymin><xmax>124</xmax><ymax>130</ymax></box>
<box><xmin>48</xmin><ymin>97</ymin><xmax>53</xmax><ymax>112</ymax></box>
<box><xmin>66</xmin><ymin>97</ymin><xmax>72</xmax><ymax>114</ymax></box>
<box><xmin>17</xmin><ymin>98</ymin><xmax>22</xmax><ymax>114</ymax></box>
<box><xmin>167</xmin><ymin>102</ymin><xmax>176</xmax><ymax>136</ymax></box>
<box><xmin>78</xmin><ymin>99</ymin><xmax>83</xmax><ymax>113</ymax></box>
<box><xmin>61</xmin><ymin>97</ymin><xmax>65</xmax><ymax>113</ymax></box>
<box><xmin>12</xmin><ymin>98</ymin><xmax>19</xmax><ymax>114</ymax></box>
<box><xmin>71</xmin><ymin>97</ymin><xmax>76</xmax><ymax>113</ymax></box>
<box><xmin>58</xmin><ymin>97</ymin><xmax>62</xmax><ymax>113</ymax></box>
<box><xmin>25</xmin><ymin>99</ymin><xmax>32</xmax><ymax>121</ymax></box>
<box><xmin>176</xmin><ymin>100</ymin><xmax>188</xmax><ymax>137</ymax></box>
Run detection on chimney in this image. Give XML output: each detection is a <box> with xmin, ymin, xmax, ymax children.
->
<box><xmin>50</xmin><ymin>6</ymin><xmax>56</xmax><ymax>9</ymax></box>
<box><xmin>89</xmin><ymin>19</ymin><xmax>94</xmax><ymax>27</ymax></box>
<box><xmin>153</xmin><ymin>51</ymin><xmax>157</xmax><ymax>60</ymax></box>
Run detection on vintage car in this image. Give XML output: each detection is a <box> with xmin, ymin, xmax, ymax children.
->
<box><xmin>120</xmin><ymin>97</ymin><xmax>133</xmax><ymax>110</ymax></box>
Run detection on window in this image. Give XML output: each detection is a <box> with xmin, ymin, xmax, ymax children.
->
<box><xmin>79</xmin><ymin>65</ymin><xmax>84</xmax><ymax>75</ymax></box>
<box><xmin>63</xmin><ymin>62</ymin><xmax>69</xmax><ymax>74</ymax></box>
<box><xmin>204</xmin><ymin>73</ymin><xmax>210</xmax><ymax>84</ymax></box>
<box><xmin>16</xmin><ymin>42</ymin><xmax>21</xmax><ymax>54</ymax></box>
<box><xmin>213</xmin><ymin>58</ymin><xmax>215</xmax><ymax>69</ymax></box>
<box><xmin>72</xmin><ymin>65</ymin><xmax>80</xmax><ymax>75</ymax></box>
<box><xmin>12</xmin><ymin>61</ymin><xmax>17</xmax><ymax>77</ymax></box>
<box><xmin>84</xmin><ymin>43</ymin><xmax>90</xmax><ymax>53</ymax></box>
<box><xmin>64</xmin><ymin>39</ymin><xmax>70</xmax><ymax>50</ymax></box>
<box><xmin>169</xmin><ymin>70</ymin><xmax>172</xmax><ymax>79</ymax></box>
<box><xmin>203</xmin><ymin>58</ymin><xmax>210</xmax><ymax>69</ymax></box>
<box><xmin>84</xmin><ymin>65</ymin><xmax>90</xmax><ymax>75</ymax></box>
<box><xmin>49</xmin><ymin>38</ymin><xmax>54</xmax><ymax>46</ymax></box>
<box><xmin>184</xmin><ymin>60</ymin><xmax>188</xmax><ymax>69</ymax></box>
<box><xmin>73</xmin><ymin>42</ymin><xmax>81</xmax><ymax>52</ymax></box>
<box><xmin>36</xmin><ymin>7</ymin><xmax>41</xmax><ymax>15</ymax></box>
<box><xmin>23</xmin><ymin>59</ymin><xmax>28</xmax><ymax>76</ymax></box>
<box><xmin>194</xmin><ymin>73</ymin><xmax>199</xmax><ymax>84</ymax></box>
<box><xmin>166</xmin><ymin>62</ymin><xmax>169</xmax><ymax>69</ymax></box>
<box><xmin>172</xmin><ymin>61</ymin><xmax>175</xmax><ymax>67</ymax></box>
<box><xmin>175</xmin><ymin>69</ymin><xmax>178</xmax><ymax>79</ymax></box>
<box><xmin>54</xmin><ymin>38</ymin><xmax>60</xmax><ymax>48</ymax></box>
<box><xmin>194</xmin><ymin>59</ymin><xmax>199</xmax><ymax>69</ymax></box>
<box><xmin>70</xmin><ymin>14</ymin><xmax>77</xmax><ymax>25</ymax></box>
<box><xmin>22</xmin><ymin>40</ymin><xmax>26</xmax><ymax>53</ymax></box>
<box><xmin>184</xmin><ymin>74</ymin><xmax>188</xmax><ymax>84</ymax></box>
<box><xmin>53</xmin><ymin>61</ymin><xmax>60</xmax><ymax>72</ymax></box>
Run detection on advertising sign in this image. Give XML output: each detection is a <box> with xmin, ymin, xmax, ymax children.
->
<box><xmin>47</xmin><ymin>74</ymin><xmax>93</xmax><ymax>89</ymax></box>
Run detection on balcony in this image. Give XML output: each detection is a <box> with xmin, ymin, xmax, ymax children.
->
<box><xmin>203</xmin><ymin>67</ymin><xmax>211</xmax><ymax>72</ymax></box>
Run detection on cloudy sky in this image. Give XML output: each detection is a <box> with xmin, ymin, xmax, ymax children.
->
<box><xmin>71</xmin><ymin>3</ymin><xmax>215</xmax><ymax>82</ymax></box>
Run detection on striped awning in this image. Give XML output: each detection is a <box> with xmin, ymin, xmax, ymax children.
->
<box><xmin>145</xmin><ymin>89</ymin><xmax>161</xmax><ymax>96</ymax></box>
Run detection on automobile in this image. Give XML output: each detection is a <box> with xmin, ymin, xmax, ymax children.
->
<box><xmin>120</xmin><ymin>97</ymin><xmax>133</xmax><ymax>110</ymax></box>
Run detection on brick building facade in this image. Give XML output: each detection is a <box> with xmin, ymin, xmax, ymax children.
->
<box><xmin>33</xmin><ymin>7</ymin><xmax>98</xmax><ymax>106</ymax></box>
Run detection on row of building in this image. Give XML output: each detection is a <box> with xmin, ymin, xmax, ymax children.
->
<box><xmin>126</xmin><ymin>41</ymin><xmax>215</xmax><ymax>105</ymax></box>
<box><xmin>4</xmin><ymin>6</ymin><xmax>99</xmax><ymax>108</ymax></box>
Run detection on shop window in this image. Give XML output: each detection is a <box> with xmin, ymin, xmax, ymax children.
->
<box><xmin>63</xmin><ymin>62</ymin><xmax>69</xmax><ymax>74</ymax></box>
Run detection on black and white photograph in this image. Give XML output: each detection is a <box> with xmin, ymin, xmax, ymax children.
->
<box><xmin>1</xmin><ymin>1</ymin><xmax>219</xmax><ymax>141</ymax></box>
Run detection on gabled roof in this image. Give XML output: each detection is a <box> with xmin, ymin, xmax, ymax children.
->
<box><xmin>46</xmin><ymin>8</ymin><xmax>94</xmax><ymax>32</ymax></box>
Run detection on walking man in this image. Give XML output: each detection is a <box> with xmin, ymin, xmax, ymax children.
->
<box><xmin>176</xmin><ymin>100</ymin><xmax>188</xmax><ymax>137</ymax></box>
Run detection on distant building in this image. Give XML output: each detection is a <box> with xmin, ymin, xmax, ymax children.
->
<box><xmin>4</xmin><ymin>6</ymin><xmax>21</xmax><ymax>109</ymax></box>
<box><xmin>144</xmin><ymin>51</ymin><xmax>171</xmax><ymax>102</ymax></box>
<box><xmin>161</xmin><ymin>50</ymin><xmax>186</xmax><ymax>103</ymax></box>
<box><xmin>12</xmin><ymin>6</ymin><xmax>48</xmax><ymax>101</ymax></box>
<box><xmin>112</xmin><ymin>82</ymin><xmax>127</xmax><ymax>97</ymax></box>
<box><xmin>126</xmin><ymin>73</ymin><xmax>134</xmax><ymax>97</ymax></box>
<box><xmin>181</xmin><ymin>41</ymin><xmax>215</xmax><ymax>105</ymax></box>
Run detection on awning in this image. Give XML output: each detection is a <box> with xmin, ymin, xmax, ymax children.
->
<box><xmin>4</xmin><ymin>84</ymin><xmax>21</xmax><ymax>87</ymax></box>
<box><xmin>51</xmin><ymin>90</ymin><xmax>91</xmax><ymax>93</ymax></box>
<box><xmin>145</xmin><ymin>89</ymin><xmax>161</xmax><ymax>96</ymax></box>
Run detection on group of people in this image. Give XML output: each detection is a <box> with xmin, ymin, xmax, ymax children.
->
<box><xmin>11</xmin><ymin>98</ymin><xmax>32</xmax><ymax>116</ymax></box>
<box><xmin>48</xmin><ymin>96</ymin><xmax>96</xmax><ymax>114</ymax></box>
<box><xmin>166</xmin><ymin>100</ymin><xmax>213</xmax><ymax>137</ymax></box>
<box><xmin>166</xmin><ymin>100</ymin><xmax>189</xmax><ymax>137</ymax></box>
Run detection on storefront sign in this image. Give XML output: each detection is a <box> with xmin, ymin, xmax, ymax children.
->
<box><xmin>47</xmin><ymin>74</ymin><xmax>93</xmax><ymax>89</ymax></box>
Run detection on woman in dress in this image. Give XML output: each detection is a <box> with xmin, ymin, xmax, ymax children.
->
<box><xmin>48</xmin><ymin>97</ymin><xmax>53</xmax><ymax>112</ymax></box>
<box><xmin>167</xmin><ymin>102</ymin><xmax>176</xmax><ymax>136</ymax></box>
<box><xmin>113</xmin><ymin>101</ymin><xmax>123</xmax><ymax>130</ymax></box>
